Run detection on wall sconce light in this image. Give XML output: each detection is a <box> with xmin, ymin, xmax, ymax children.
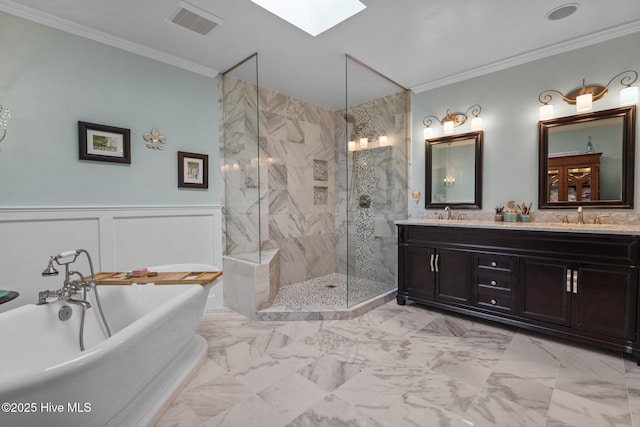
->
<box><xmin>422</xmin><ymin>104</ymin><xmax>482</xmax><ymax>139</ymax></box>
<box><xmin>538</xmin><ymin>70</ymin><xmax>638</xmax><ymax>120</ymax></box>
<box><xmin>0</xmin><ymin>104</ymin><xmax>10</xmax><ymax>143</ymax></box>
<box><xmin>411</xmin><ymin>189</ymin><xmax>421</xmax><ymax>205</ymax></box>
<box><xmin>345</xmin><ymin>113</ymin><xmax>387</xmax><ymax>151</ymax></box>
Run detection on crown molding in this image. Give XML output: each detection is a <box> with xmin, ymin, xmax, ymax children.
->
<box><xmin>0</xmin><ymin>0</ymin><xmax>220</xmax><ymax>78</ymax></box>
<box><xmin>411</xmin><ymin>19</ymin><xmax>640</xmax><ymax>94</ymax></box>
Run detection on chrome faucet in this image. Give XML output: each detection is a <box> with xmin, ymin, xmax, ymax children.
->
<box><xmin>444</xmin><ymin>206</ymin><xmax>454</xmax><ymax>220</ymax></box>
<box><xmin>576</xmin><ymin>206</ymin><xmax>585</xmax><ymax>224</ymax></box>
<box><xmin>593</xmin><ymin>214</ymin><xmax>610</xmax><ymax>224</ymax></box>
<box><xmin>39</xmin><ymin>250</ymin><xmax>93</xmax><ymax>311</ymax></box>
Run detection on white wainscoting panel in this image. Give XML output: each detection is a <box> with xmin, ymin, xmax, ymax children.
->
<box><xmin>0</xmin><ymin>206</ymin><xmax>223</xmax><ymax>313</ymax></box>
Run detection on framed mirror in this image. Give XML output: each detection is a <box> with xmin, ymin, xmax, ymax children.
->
<box><xmin>538</xmin><ymin>105</ymin><xmax>635</xmax><ymax>209</ymax></box>
<box><xmin>425</xmin><ymin>130</ymin><xmax>483</xmax><ymax>209</ymax></box>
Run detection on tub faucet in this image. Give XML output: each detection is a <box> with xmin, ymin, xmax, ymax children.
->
<box><xmin>38</xmin><ymin>250</ymin><xmax>93</xmax><ymax>310</ymax></box>
<box><xmin>444</xmin><ymin>206</ymin><xmax>454</xmax><ymax>220</ymax></box>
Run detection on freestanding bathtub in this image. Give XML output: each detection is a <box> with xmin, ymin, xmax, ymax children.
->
<box><xmin>0</xmin><ymin>282</ymin><xmax>209</xmax><ymax>427</ymax></box>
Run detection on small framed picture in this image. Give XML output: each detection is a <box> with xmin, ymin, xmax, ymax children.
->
<box><xmin>178</xmin><ymin>151</ymin><xmax>208</xmax><ymax>189</ymax></box>
<box><xmin>78</xmin><ymin>121</ymin><xmax>131</xmax><ymax>164</ymax></box>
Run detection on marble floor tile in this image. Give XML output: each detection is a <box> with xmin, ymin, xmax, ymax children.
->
<box><xmin>491</xmin><ymin>355</ymin><xmax>560</xmax><ymax>388</ymax></box>
<box><xmin>430</xmin><ymin>350</ymin><xmax>499</xmax><ymax>389</ymax></box>
<box><xmin>246</xmin><ymin>330</ymin><xmax>295</xmax><ymax>355</ymax></box>
<box><xmin>275</xmin><ymin>320</ymin><xmax>323</xmax><ymax>340</ymax></box>
<box><xmin>332</xmin><ymin>369</ymin><xmax>407</xmax><ymax>412</ymax></box>
<box><xmin>257</xmin><ymin>373</ymin><xmax>328</xmax><ymax>422</ymax></box>
<box><xmin>155</xmin><ymin>302</ymin><xmax>638</xmax><ymax>427</ymax></box>
<box><xmin>297</xmin><ymin>354</ymin><xmax>362</xmax><ymax>391</ymax></box>
<box><xmin>181</xmin><ymin>374</ymin><xmax>255</xmax><ymax>418</ymax></box>
<box><xmin>208</xmin><ymin>340</ymin><xmax>263</xmax><ymax>372</ymax></box>
<box><xmin>463</xmin><ymin>391</ymin><xmax>547</xmax><ymax>427</ymax></box>
<box><xmin>287</xmin><ymin>394</ymin><xmax>384</xmax><ymax>427</ymax></box>
<box><xmin>405</xmin><ymin>369</ymin><xmax>480</xmax><ymax>415</ymax></box>
<box><xmin>269</xmin><ymin>341</ymin><xmax>325</xmax><ymax>371</ymax></box>
<box><xmin>373</xmin><ymin>393</ymin><xmax>470</xmax><ymax>427</ymax></box>
<box><xmin>204</xmin><ymin>395</ymin><xmax>290</xmax><ymax>427</ymax></box>
<box><xmin>546</xmin><ymin>388</ymin><xmax>632</xmax><ymax>427</ymax></box>
<box><xmin>232</xmin><ymin>354</ymin><xmax>294</xmax><ymax>393</ymax></box>
<box><xmin>482</xmin><ymin>372</ymin><xmax>554</xmax><ymax>416</ymax></box>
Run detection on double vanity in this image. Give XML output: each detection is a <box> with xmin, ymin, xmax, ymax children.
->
<box><xmin>396</xmin><ymin>219</ymin><xmax>640</xmax><ymax>358</ymax></box>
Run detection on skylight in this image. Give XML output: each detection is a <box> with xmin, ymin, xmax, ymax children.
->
<box><xmin>250</xmin><ymin>0</ymin><xmax>366</xmax><ymax>37</ymax></box>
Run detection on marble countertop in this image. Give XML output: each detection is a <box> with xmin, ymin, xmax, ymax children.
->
<box><xmin>395</xmin><ymin>218</ymin><xmax>640</xmax><ymax>236</ymax></box>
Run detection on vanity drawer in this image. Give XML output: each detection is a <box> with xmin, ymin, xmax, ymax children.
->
<box><xmin>477</xmin><ymin>270</ymin><xmax>513</xmax><ymax>291</ymax></box>
<box><xmin>477</xmin><ymin>253</ymin><xmax>514</xmax><ymax>271</ymax></box>
<box><xmin>476</xmin><ymin>289</ymin><xmax>514</xmax><ymax>313</ymax></box>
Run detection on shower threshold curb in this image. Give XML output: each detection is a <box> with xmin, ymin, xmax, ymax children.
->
<box><xmin>256</xmin><ymin>289</ymin><xmax>397</xmax><ymax>321</ymax></box>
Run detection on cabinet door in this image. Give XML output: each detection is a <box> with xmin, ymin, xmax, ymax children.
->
<box><xmin>435</xmin><ymin>249</ymin><xmax>472</xmax><ymax>304</ymax></box>
<box><xmin>403</xmin><ymin>246</ymin><xmax>436</xmax><ymax>300</ymax></box>
<box><xmin>572</xmin><ymin>265</ymin><xmax>637</xmax><ymax>340</ymax></box>
<box><xmin>519</xmin><ymin>258</ymin><xmax>571</xmax><ymax>327</ymax></box>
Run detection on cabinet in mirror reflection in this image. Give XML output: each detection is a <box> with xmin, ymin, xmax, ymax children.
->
<box><xmin>538</xmin><ymin>105</ymin><xmax>635</xmax><ymax>209</ymax></box>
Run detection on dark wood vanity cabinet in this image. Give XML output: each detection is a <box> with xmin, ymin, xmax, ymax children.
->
<box><xmin>403</xmin><ymin>246</ymin><xmax>471</xmax><ymax>304</ymax></box>
<box><xmin>397</xmin><ymin>224</ymin><xmax>640</xmax><ymax>358</ymax></box>
<box><xmin>520</xmin><ymin>258</ymin><xmax>637</xmax><ymax>340</ymax></box>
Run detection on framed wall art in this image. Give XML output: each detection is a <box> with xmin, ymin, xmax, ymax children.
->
<box><xmin>78</xmin><ymin>121</ymin><xmax>131</xmax><ymax>164</ymax></box>
<box><xmin>178</xmin><ymin>151</ymin><xmax>208</xmax><ymax>189</ymax></box>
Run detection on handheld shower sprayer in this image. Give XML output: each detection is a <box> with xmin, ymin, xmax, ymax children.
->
<box><xmin>41</xmin><ymin>250</ymin><xmax>81</xmax><ymax>277</ymax></box>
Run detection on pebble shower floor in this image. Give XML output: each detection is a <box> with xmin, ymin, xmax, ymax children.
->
<box><xmin>271</xmin><ymin>273</ymin><xmax>394</xmax><ymax>308</ymax></box>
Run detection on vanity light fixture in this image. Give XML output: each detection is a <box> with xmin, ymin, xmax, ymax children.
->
<box><xmin>422</xmin><ymin>104</ymin><xmax>482</xmax><ymax>139</ymax></box>
<box><xmin>0</xmin><ymin>104</ymin><xmax>10</xmax><ymax>143</ymax></box>
<box><xmin>538</xmin><ymin>70</ymin><xmax>638</xmax><ymax>120</ymax></box>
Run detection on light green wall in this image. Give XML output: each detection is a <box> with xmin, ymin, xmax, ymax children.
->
<box><xmin>0</xmin><ymin>12</ymin><xmax>219</xmax><ymax>206</ymax></box>
<box><xmin>411</xmin><ymin>31</ymin><xmax>640</xmax><ymax>216</ymax></box>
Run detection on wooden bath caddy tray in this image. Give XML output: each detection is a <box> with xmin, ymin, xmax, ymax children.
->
<box><xmin>92</xmin><ymin>271</ymin><xmax>222</xmax><ymax>286</ymax></box>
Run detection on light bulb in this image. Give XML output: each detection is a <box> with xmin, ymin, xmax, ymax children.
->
<box><xmin>576</xmin><ymin>93</ymin><xmax>592</xmax><ymax>113</ymax></box>
<box><xmin>539</xmin><ymin>104</ymin><xmax>554</xmax><ymax>120</ymax></box>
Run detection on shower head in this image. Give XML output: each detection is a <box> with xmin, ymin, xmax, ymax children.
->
<box><xmin>42</xmin><ymin>256</ymin><xmax>59</xmax><ymax>276</ymax></box>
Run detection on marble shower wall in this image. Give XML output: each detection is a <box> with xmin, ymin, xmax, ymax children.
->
<box><xmin>221</xmin><ymin>76</ymin><xmax>338</xmax><ymax>286</ymax></box>
<box><xmin>335</xmin><ymin>91</ymin><xmax>410</xmax><ymax>285</ymax></box>
<box><xmin>221</xmin><ymin>76</ymin><xmax>409</xmax><ymax>291</ymax></box>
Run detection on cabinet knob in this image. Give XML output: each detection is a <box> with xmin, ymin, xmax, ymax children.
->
<box><xmin>490</xmin><ymin>280</ymin><xmax>497</xmax><ymax>286</ymax></box>
<box><xmin>490</xmin><ymin>299</ymin><xmax>497</xmax><ymax>305</ymax></box>
<box><xmin>491</xmin><ymin>261</ymin><xmax>497</xmax><ymax>267</ymax></box>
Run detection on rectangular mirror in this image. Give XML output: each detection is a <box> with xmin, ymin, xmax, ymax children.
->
<box><xmin>426</xmin><ymin>131</ymin><xmax>483</xmax><ymax>209</ymax></box>
<box><xmin>538</xmin><ymin>105</ymin><xmax>635</xmax><ymax>209</ymax></box>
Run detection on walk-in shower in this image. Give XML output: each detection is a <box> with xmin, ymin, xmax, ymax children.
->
<box><xmin>220</xmin><ymin>53</ymin><xmax>409</xmax><ymax>317</ymax></box>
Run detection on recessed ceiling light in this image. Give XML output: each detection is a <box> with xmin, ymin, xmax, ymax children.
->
<box><xmin>250</xmin><ymin>0</ymin><xmax>366</xmax><ymax>37</ymax></box>
<box><xmin>546</xmin><ymin>3</ymin><xmax>579</xmax><ymax>21</ymax></box>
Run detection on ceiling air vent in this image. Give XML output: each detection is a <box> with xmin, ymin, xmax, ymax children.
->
<box><xmin>166</xmin><ymin>1</ymin><xmax>225</xmax><ymax>36</ymax></box>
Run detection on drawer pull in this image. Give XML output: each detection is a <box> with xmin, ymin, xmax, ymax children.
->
<box><xmin>430</xmin><ymin>254</ymin><xmax>434</xmax><ymax>272</ymax></box>
<box><xmin>490</xmin><ymin>280</ymin><xmax>497</xmax><ymax>286</ymax></box>
<box><xmin>566</xmin><ymin>269</ymin><xmax>572</xmax><ymax>293</ymax></box>
<box><xmin>490</xmin><ymin>298</ymin><xmax>497</xmax><ymax>305</ymax></box>
<box><xmin>490</xmin><ymin>261</ymin><xmax>497</xmax><ymax>267</ymax></box>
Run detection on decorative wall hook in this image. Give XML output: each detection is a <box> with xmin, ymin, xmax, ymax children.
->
<box><xmin>0</xmin><ymin>104</ymin><xmax>11</xmax><ymax>143</ymax></box>
<box><xmin>423</xmin><ymin>104</ymin><xmax>482</xmax><ymax>138</ymax></box>
<box><xmin>143</xmin><ymin>128</ymin><xmax>166</xmax><ymax>150</ymax></box>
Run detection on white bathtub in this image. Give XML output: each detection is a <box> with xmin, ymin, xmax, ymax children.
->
<box><xmin>0</xmin><ymin>283</ymin><xmax>208</xmax><ymax>427</ymax></box>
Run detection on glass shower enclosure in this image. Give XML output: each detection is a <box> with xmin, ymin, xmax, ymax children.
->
<box><xmin>220</xmin><ymin>53</ymin><xmax>409</xmax><ymax>310</ymax></box>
